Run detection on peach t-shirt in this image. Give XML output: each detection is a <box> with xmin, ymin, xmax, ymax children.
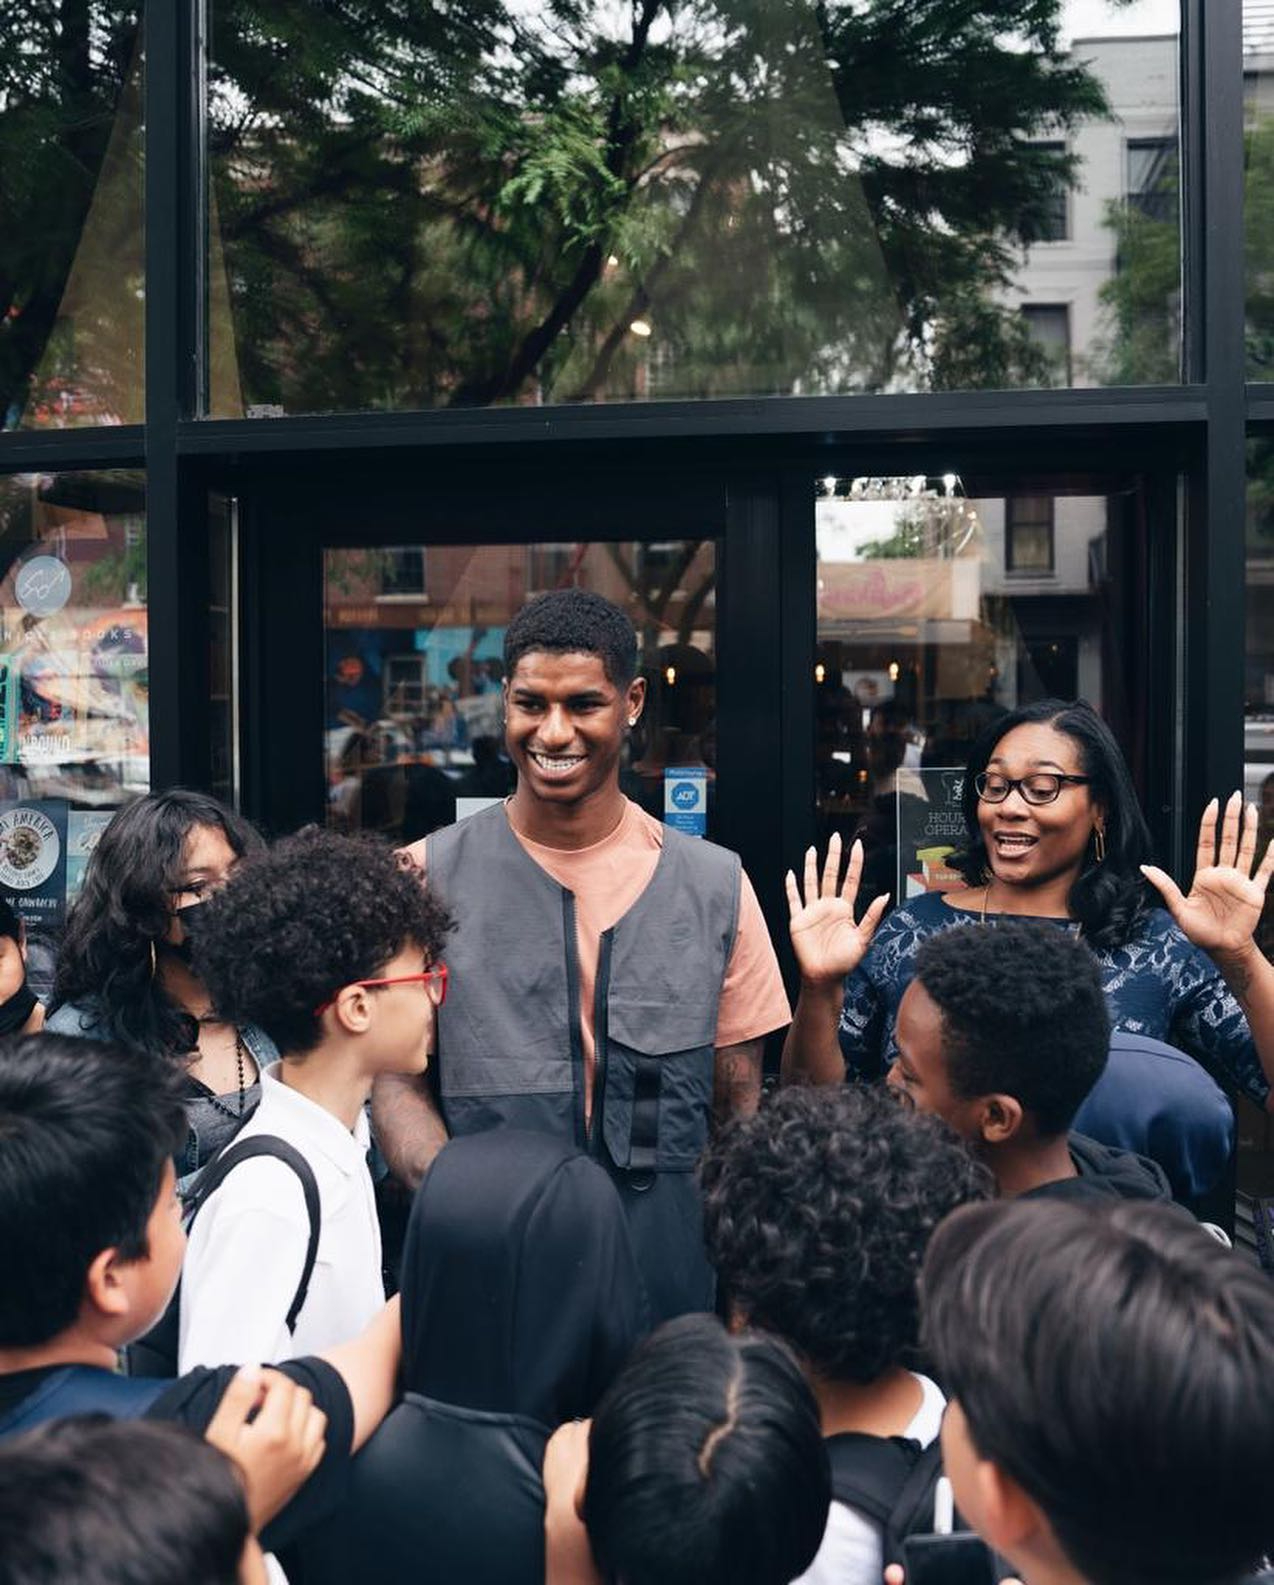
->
<box><xmin>409</xmin><ymin>799</ymin><xmax>789</xmax><ymax>1113</ymax></box>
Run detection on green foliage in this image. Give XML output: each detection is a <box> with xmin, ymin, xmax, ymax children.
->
<box><xmin>201</xmin><ymin>0</ymin><xmax>1124</xmax><ymax>410</ymax></box>
<box><xmin>859</xmin><ymin>513</ymin><xmax>930</xmax><ymax>561</ymax></box>
<box><xmin>1090</xmin><ymin>202</ymin><xmax>1179</xmax><ymax>387</ymax></box>
<box><xmin>80</xmin><ymin>526</ymin><xmax>146</xmax><ymax>603</ymax></box>
<box><xmin>1</xmin><ymin>0</ymin><xmax>1137</xmax><ymax>419</ymax></box>
<box><xmin>1246</xmin><ymin>114</ymin><xmax>1274</xmax><ymax>380</ymax></box>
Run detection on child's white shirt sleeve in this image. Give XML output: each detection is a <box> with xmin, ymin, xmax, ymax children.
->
<box><xmin>177</xmin><ymin>1158</ymin><xmax>309</xmax><ymax>1372</ymax></box>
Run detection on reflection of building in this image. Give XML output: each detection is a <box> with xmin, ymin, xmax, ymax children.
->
<box><xmin>1007</xmin><ymin>35</ymin><xmax>1179</xmax><ymax>385</ymax></box>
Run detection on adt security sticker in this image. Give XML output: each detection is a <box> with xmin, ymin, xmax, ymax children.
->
<box><xmin>664</xmin><ymin>765</ymin><xmax>707</xmax><ymax>837</ymax></box>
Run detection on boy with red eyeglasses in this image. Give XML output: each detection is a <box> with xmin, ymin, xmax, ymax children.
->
<box><xmin>178</xmin><ymin>829</ymin><xmax>452</xmax><ymax>1371</ymax></box>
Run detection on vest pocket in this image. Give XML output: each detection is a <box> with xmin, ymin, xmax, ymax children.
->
<box><xmin>602</xmin><ymin>1001</ymin><xmax>715</xmax><ymax>1171</ymax></box>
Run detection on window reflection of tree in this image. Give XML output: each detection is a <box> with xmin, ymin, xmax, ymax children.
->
<box><xmin>196</xmin><ymin>0</ymin><xmax>1119</xmax><ymax>415</ymax></box>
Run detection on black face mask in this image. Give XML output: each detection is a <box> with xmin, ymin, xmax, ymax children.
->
<box><xmin>173</xmin><ymin>901</ymin><xmax>207</xmax><ymax>965</ymax></box>
<box><xmin>0</xmin><ymin>977</ymin><xmax>36</xmax><ymax>1036</ymax></box>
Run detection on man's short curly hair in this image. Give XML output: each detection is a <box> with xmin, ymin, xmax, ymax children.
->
<box><xmin>700</xmin><ymin>1085</ymin><xmax>991</xmax><ymax>1384</ymax></box>
<box><xmin>913</xmin><ymin>921</ymin><xmax>1110</xmax><ymax>1138</ymax></box>
<box><xmin>504</xmin><ymin>590</ymin><xmax>637</xmax><ymax>686</ymax></box>
<box><xmin>194</xmin><ymin>829</ymin><xmax>454</xmax><ymax>1055</ymax></box>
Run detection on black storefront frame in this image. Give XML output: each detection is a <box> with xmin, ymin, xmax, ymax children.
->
<box><xmin>0</xmin><ymin>0</ymin><xmax>1251</xmax><ymax>902</ymax></box>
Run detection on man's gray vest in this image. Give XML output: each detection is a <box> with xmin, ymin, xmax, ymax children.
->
<box><xmin>427</xmin><ymin>803</ymin><xmax>740</xmax><ymax>1319</ymax></box>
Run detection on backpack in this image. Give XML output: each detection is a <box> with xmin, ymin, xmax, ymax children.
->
<box><xmin>0</xmin><ymin>1366</ymin><xmax>168</xmax><ymax>1437</ymax></box>
<box><xmin>127</xmin><ymin>1134</ymin><xmax>321</xmax><ymax>1379</ymax></box>
<box><xmin>826</xmin><ymin>1432</ymin><xmax>954</xmax><ymax>1566</ymax></box>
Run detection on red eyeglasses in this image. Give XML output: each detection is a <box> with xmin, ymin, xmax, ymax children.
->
<box><xmin>315</xmin><ymin>962</ymin><xmax>448</xmax><ymax>1016</ymax></box>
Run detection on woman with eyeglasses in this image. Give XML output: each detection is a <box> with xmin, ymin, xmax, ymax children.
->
<box><xmin>46</xmin><ymin>789</ymin><xmax>275</xmax><ymax>1184</ymax></box>
<box><xmin>781</xmin><ymin>699</ymin><xmax>1274</xmax><ymax>1114</ymax></box>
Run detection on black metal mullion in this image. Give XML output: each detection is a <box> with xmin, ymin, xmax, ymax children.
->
<box><xmin>173</xmin><ymin>385</ymin><xmax>1208</xmax><ymax>459</ymax></box>
<box><xmin>717</xmin><ymin>475</ymin><xmax>786</xmax><ymax>965</ymax></box>
<box><xmin>774</xmin><ymin>466</ymin><xmax>816</xmax><ymax>1006</ymax></box>
<box><xmin>0</xmin><ymin>428</ymin><xmax>146</xmax><ymax>474</ymax></box>
<box><xmin>1181</xmin><ymin>0</ymin><xmax>1247</xmax><ymax>834</ymax></box>
<box><xmin>145</xmin><ymin>0</ymin><xmax>207</xmax><ymax>791</ymax></box>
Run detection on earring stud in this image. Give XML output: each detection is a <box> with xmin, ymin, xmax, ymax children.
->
<box><xmin>628</xmin><ymin>716</ymin><xmax>638</xmax><ymax>727</ymax></box>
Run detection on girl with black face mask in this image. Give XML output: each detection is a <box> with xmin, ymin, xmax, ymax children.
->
<box><xmin>46</xmin><ymin>790</ymin><xmax>276</xmax><ymax>1183</ymax></box>
<box><xmin>0</xmin><ymin>897</ymin><xmax>42</xmax><ymax>1038</ymax></box>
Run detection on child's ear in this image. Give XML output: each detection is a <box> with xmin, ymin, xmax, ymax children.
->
<box><xmin>331</xmin><ymin>984</ymin><xmax>375</xmax><ymax>1036</ymax></box>
<box><xmin>978</xmin><ymin>1093</ymin><xmax>1023</xmax><ymax>1146</ymax></box>
<box><xmin>84</xmin><ymin>1247</ymin><xmax>132</xmax><ymax>1321</ymax></box>
<box><xmin>974</xmin><ymin>1457</ymin><xmax>1049</xmax><ymax>1561</ymax></box>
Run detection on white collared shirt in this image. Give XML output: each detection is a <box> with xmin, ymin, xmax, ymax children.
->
<box><xmin>178</xmin><ymin>1064</ymin><xmax>384</xmax><ymax>1371</ymax></box>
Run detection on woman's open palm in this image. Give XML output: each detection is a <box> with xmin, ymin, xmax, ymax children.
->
<box><xmin>1141</xmin><ymin>791</ymin><xmax>1274</xmax><ymax>956</ymax></box>
<box><xmin>785</xmin><ymin>833</ymin><xmax>890</xmax><ymax>985</ymax></box>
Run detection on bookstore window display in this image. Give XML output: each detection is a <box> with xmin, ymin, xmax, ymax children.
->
<box><xmin>0</xmin><ymin>472</ymin><xmax>149</xmax><ymax>993</ymax></box>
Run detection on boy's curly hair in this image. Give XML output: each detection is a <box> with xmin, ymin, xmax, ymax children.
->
<box><xmin>194</xmin><ymin>829</ymin><xmax>453</xmax><ymax>1054</ymax></box>
<box><xmin>700</xmin><ymin>1084</ymin><xmax>991</xmax><ymax>1384</ymax></box>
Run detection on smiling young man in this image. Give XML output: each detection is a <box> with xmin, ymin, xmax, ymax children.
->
<box><xmin>376</xmin><ymin>588</ymin><xmax>790</xmax><ymax>1320</ymax></box>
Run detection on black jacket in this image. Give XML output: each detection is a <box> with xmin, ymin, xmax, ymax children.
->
<box><xmin>1021</xmin><ymin>1132</ymin><xmax>1173</xmax><ymax>1204</ymax></box>
<box><xmin>298</xmin><ymin>1132</ymin><xmax>648</xmax><ymax>1584</ymax></box>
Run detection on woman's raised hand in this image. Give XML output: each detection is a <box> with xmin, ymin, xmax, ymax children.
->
<box><xmin>784</xmin><ymin>833</ymin><xmax>890</xmax><ymax>986</ymax></box>
<box><xmin>1141</xmin><ymin>792</ymin><xmax>1274</xmax><ymax>957</ymax></box>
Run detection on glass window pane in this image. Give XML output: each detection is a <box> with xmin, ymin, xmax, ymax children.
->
<box><xmin>1247</xmin><ymin>5</ymin><xmax>1274</xmax><ymax>379</ymax></box>
<box><xmin>0</xmin><ymin>469</ymin><xmax>148</xmax><ymax>994</ymax></box>
<box><xmin>814</xmin><ymin>471</ymin><xmax>1151</xmax><ymax>904</ymax></box>
<box><xmin>1244</xmin><ymin>434</ymin><xmax>1274</xmax><ymax>1197</ymax></box>
<box><xmin>206</xmin><ymin>0</ymin><xmax>1180</xmax><ymax>417</ymax></box>
<box><xmin>324</xmin><ymin>541</ymin><xmax>716</xmax><ymax>842</ymax></box>
<box><xmin>0</xmin><ymin>7</ymin><xmax>144</xmax><ymax>430</ymax></box>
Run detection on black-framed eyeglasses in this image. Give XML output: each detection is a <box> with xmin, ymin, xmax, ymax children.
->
<box><xmin>975</xmin><ymin>772</ymin><xmax>1092</xmax><ymax>806</ymax></box>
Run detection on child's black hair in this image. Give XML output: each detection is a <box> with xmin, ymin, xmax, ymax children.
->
<box><xmin>923</xmin><ymin>1198</ymin><xmax>1274</xmax><ymax>1585</ymax></box>
<box><xmin>0</xmin><ymin>1033</ymin><xmax>187</xmax><ymax>1347</ymax></box>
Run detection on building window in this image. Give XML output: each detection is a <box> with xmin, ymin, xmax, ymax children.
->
<box><xmin>1020</xmin><ymin>304</ymin><xmax>1072</xmax><ymax>383</ymax></box>
<box><xmin>1029</xmin><ymin>141</ymin><xmax>1069</xmax><ymax>242</ymax></box>
<box><xmin>1126</xmin><ymin>137</ymin><xmax>1178</xmax><ymax>223</ymax></box>
<box><xmin>378</xmin><ymin>547</ymin><xmax>427</xmax><ymax>599</ymax></box>
<box><xmin>527</xmin><ymin>544</ymin><xmax>584</xmax><ymax>591</ymax></box>
<box><xmin>1006</xmin><ymin>495</ymin><xmax>1055</xmax><ymax>575</ymax></box>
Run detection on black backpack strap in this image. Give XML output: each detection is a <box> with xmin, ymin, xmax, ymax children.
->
<box><xmin>882</xmin><ymin>1437</ymin><xmax>948</xmax><ymax>1563</ymax></box>
<box><xmin>188</xmin><ymin>1135</ymin><xmax>322</xmax><ymax>1335</ymax></box>
<box><xmin>825</xmin><ymin>1433</ymin><xmax>924</xmax><ymax>1527</ymax></box>
<box><xmin>825</xmin><ymin>1432</ymin><xmax>950</xmax><ymax>1567</ymax></box>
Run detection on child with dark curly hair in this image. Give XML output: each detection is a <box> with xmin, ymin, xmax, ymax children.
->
<box><xmin>177</xmin><ymin>829</ymin><xmax>453</xmax><ymax>1371</ymax></box>
<box><xmin>699</xmin><ymin>1085</ymin><xmax>992</xmax><ymax>1585</ymax></box>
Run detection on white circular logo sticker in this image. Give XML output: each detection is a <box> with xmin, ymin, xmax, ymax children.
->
<box><xmin>0</xmin><ymin>808</ymin><xmax>60</xmax><ymax>890</ymax></box>
<box><xmin>14</xmin><ymin>556</ymin><xmax>72</xmax><ymax>617</ymax></box>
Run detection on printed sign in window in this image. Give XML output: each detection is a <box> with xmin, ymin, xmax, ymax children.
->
<box><xmin>664</xmin><ymin>766</ymin><xmax>708</xmax><ymax>838</ymax></box>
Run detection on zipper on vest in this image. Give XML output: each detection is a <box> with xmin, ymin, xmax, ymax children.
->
<box><xmin>591</xmin><ymin>928</ymin><xmax>615</xmax><ymax>1157</ymax></box>
<box><xmin>562</xmin><ymin>891</ymin><xmax>588</xmax><ymax>1151</ymax></box>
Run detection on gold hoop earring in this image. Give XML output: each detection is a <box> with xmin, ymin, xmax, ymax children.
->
<box><xmin>1094</xmin><ymin>827</ymin><xmax>1106</xmax><ymax>863</ymax></box>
